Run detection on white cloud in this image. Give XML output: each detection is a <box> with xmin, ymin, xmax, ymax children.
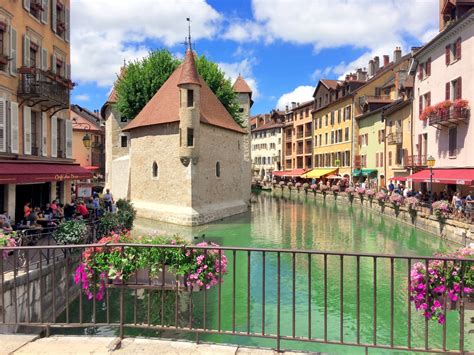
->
<box><xmin>71</xmin><ymin>0</ymin><xmax>221</xmax><ymax>87</ymax></box>
<box><xmin>276</xmin><ymin>86</ymin><xmax>314</xmax><ymax>110</ymax></box>
<box><xmin>218</xmin><ymin>58</ymin><xmax>260</xmax><ymax>99</ymax></box>
<box><xmin>73</xmin><ymin>94</ymin><xmax>90</xmax><ymax>102</ymax></box>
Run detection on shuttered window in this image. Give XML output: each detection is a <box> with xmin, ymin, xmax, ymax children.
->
<box><xmin>65</xmin><ymin>119</ymin><xmax>72</xmax><ymax>158</ymax></box>
<box><xmin>10</xmin><ymin>102</ymin><xmax>19</xmax><ymax>154</ymax></box>
<box><xmin>445</xmin><ymin>82</ymin><xmax>450</xmax><ymax>100</ymax></box>
<box><xmin>51</xmin><ymin>115</ymin><xmax>57</xmax><ymax>157</ymax></box>
<box><xmin>9</xmin><ymin>27</ymin><xmax>17</xmax><ymax>76</ymax></box>
<box><xmin>448</xmin><ymin>127</ymin><xmax>457</xmax><ymax>157</ymax></box>
<box><xmin>419</xmin><ymin>96</ymin><xmax>423</xmax><ymax>116</ymax></box>
<box><xmin>445</xmin><ymin>45</ymin><xmax>450</xmax><ymax>65</ymax></box>
<box><xmin>0</xmin><ymin>99</ymin><xmax>5</xmax><ymax>152</ymax></box>
<box><xmin>23</xmin><ymin>106</ymin><xmax>31</xmax><ymax>155</ymax></box>
<box><xmin>455</xmin><ymin>77</ymin><xmax>462</xmax><ymax>100</ymax></box>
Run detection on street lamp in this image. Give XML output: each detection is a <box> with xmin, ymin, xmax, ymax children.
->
<box><xmin>82</xmin><ymin>133</ymin><xmax>91</xmax><ymax>148</ymax></box>
<box><xmin>427</xmin><ymin>155</ymin><xmax>436</xmax><ymax>214</ymax></box>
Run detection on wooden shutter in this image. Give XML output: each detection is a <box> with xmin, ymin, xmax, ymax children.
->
<box><xmin>380</xmin><ymin>152</ymin><xmax>383</xmax><ymax>167</ymax></box>
<box><xmin>23</xmin><ymin>35</ymin><xmax>30</xmax><ymax>67</ymax></box>
<box><xmin>51</xmin><ymin>115</ymin><xmax>57</xmax><ymax>157</ymax></box>
<box><xmin>41</xmin><ymin>47</ymin><xmax>48</xmax><ymax>70</ymax></box>
<box><xmin>445</xmin><ymin>82</ymin><xmax>450</xmax><ymax>100</ymax></box>
<box><xmin>10</xmin><ymin>102</ymin><xmax>19</xmax><ymax>154</ymax></box>
<box><xmin>418</xmin><ymin>63</ymin><xmax>423</xmax><ymax>80</ymax></box>
<box><xmin>445</xmin><ymin>45</ymin><xmax>450</xmax><ymax>65</ymax></box>
<box><xmin>388</xmin><ymin>151</ymin><xmax>392</xmax><ymax>166</ymax></box>
<box><xmin>376</xmin><ymin>153</ymin><xmax>379</xmax><ymax>167</ymax></box>
<box><xmin>426</xmin><ymin>58</ymin><xmax>431</xmax><ymax>76</ymax></box>
<box><xmin>419</xmin><ymin>97</ymin><xmax>423</xmax><ymax>115</ymax></box>
<box><xmin>366</xmin><ymin>134</ymin><xmax>368</xmax><ymax>145</ymax></box>
<box><xmin>23</xmin><ymin>0</ymin><xmax>30</xmax><ymax>11</ymax></box>
<box><xmin>41</xmin><ymin>0</ymin><xmax>49</xmax><ymax>24</ymax></box>
<box><xmin>42</xmin><ymin>112</ymin><xmax>48</xmax><ymax>156</ymax></box>
<box><xmin>51</xmin><ymin>53</ymin><xmax>57</xmax><ymax>73</ymax></box>
<box><xmin>427</xmin><ymin>92</ymin><xmax>431</xmax><ymax>107</ymax></box>
<box><xmin>9</xmin><ymin>27</ymin><xmax>17</xmax><ymax>76</ymax></box>
<box><xmin>23</xmin><ymin>106</ymin><xmax>31</xmax><ymax>155</ymax></box>
<box><xmin>358</xmin><ymin>135</ymin><xmax>361</xmax><ymax>146</ymax></box>
<box><xmin>0</xmin><ymin>99</ymin><xmax>5</xmax><ymax>152</ymax></box>
<box><xmin>456</xmin><ymin>77</ymin><xmax>462</xmax><ymax>99</ymax></box>
<box><xmin>456</xmin><ymin>37</ymin><xmax>461</xmax><ymax>60</ymax></box>
<box><xmin>51</xmin><ymin>0</ymin><xmax>57</xmax><ymax>33</ymax></box>
<box><xmin>65</xmin><ymin>6</ymin><xmax>70</xmax><ymax>43</ymax></box>
<box><xmin>65</xmin><ymin>119</ymin><xmax>72</xmax><ymax>158</ymax></box>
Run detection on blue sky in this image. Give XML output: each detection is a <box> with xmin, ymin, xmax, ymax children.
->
<box><xmin>71</xmin><ymin>0</ymin><xmax>439</xmax><ymax>115</ymax></box>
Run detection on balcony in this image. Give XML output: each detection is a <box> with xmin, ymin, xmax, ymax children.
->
<box><xmin>428</xmin><ymin>107</ymin><xmax>469</xmax><ymax>128</ymax></box>
<box><xmin>386</xmin><ymin>131</ymin><xmax>402</xmax><ymax>145</ymax></box>
<box><xmin>296</xmin><ymin>146</ymin><xmax>304</xmax><ymax>155</ymax></box>
<box><xmin>17</xmin><ymin>67</ymin><xmax>71</xmax><ymax>111</ymax></box>
<box><xmin>404</xmin><ymin>154</ymin><xmax>426</xmax><ymax>168</ymax></box>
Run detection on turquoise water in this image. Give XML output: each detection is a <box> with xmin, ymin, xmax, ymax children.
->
<box><xmin>60</xmin><ymin>191</ymin><xmax>472</xmax><ymax>353</ymax></box>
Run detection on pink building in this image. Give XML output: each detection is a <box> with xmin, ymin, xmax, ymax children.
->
<box><xmin>410</xmin><ymin>6</ymin><xmax>474</xmax><ymax>193</ymax></box>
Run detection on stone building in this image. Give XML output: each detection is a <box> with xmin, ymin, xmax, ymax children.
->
<box><xmin>0</xmin><ymin>0</ymin><xmax>89</xmax><ymax>222</ymax></box>
<box><xmin>102</xmin><ymin>49</ymin><xmax>252</xmax><ymax>225</ymax></box>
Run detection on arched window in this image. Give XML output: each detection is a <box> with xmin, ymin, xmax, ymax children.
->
<box><xmin>152</xmin><ymin>162</ymin><xmax>158</xmax><ymax>179</ymax></box>
<box><xmin>215</xmin><ymin>162</ymin><xmax>221</xmax><ymax>178</ymax></box>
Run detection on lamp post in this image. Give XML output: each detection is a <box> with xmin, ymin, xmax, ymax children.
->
<box><xmin>72</xmin><ymin>118</ymin><xmax>92</xmax><ymax>163</ymax></box>
<box><xmin>427</xmin><ymin>155</ymin><xmax>436</xmax><ymax>214</ymax></box>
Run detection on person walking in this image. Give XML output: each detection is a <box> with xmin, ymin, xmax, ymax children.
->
<box><xmin>103</xmin><ymin>189</ymin><xmax>114</xmax><ymax>212</ymax></box>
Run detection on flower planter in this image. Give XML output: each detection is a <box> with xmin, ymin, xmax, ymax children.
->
<box><xmin>126</xmin><ymin>267</ymin><xmax>185</xmax><ymax>288</ymax></box>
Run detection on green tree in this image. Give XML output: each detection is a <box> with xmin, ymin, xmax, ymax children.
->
<box><xmin>115</xmin><ymin>49</ymin><xmax>243</xmax><ymax>126</ymax></box>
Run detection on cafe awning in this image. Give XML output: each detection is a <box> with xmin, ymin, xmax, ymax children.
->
<box><xmin>353</xmin><ymin>169</ymin><xmax>377</xmax><ymax>177</ymax></box>
<box><xmin>0</xmin><ymin>162</ymin><xmax>93</xmax><ymax>184</ymax></box>
<box><xmin>272</xmin><ymin>169</ymin><xmax>307</xmax><ymax>177</ymax></box>
<box><xmin>300</xmin><ymin>168</ymin><xmax>337</xmax><ymax>179</ymax></box>
<box><xmin>84</xmin><ymin>166</ymin><xmax>100</xmax><ymax>171</ymax></box>
<box><xmin>406</xmin><ymin>168</ymin><xmax>474</xmax><ymax>185</ymax></box>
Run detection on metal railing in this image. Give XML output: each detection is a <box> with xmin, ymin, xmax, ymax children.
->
<box><xmin>404</xmin><ymin>154</ymin><xmax>427</xmax><ymax>167</ymax></box>
<box><xmin>386</xmin><ymin>131</ymin><xmax>402</xmax><ymax>145</ymax></box>
<box><xmin>0</xmin><ymin>242</ymin><xmax>471</xmax><ymax>353</ymax></box>
<box><xmin>429</xmin><ymin>107</ymin><xmax>470</xmax><ymax>127</ymax></box>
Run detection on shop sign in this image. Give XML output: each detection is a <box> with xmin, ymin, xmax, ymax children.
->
<box><xmin>55</xmin><ymin>174</ymin><xmax>80</xmax><ymax>181</ymax></box>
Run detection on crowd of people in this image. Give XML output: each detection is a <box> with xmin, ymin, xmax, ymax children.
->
<box><xmin>0</xmin><ymin>189</ymin><xmax>116</xmax><ymax>234</ymax></box>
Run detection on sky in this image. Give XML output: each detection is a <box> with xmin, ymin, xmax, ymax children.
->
<box><xmin>71</xmin><ymin>0</ymin><xmax>439</xmax><ymax>115</ymax></box>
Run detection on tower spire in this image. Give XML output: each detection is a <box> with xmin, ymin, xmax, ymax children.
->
<box><xmin>186</xmin><ymin>17</ymin><xmax>192</xmax><ymax>50</ymax></box>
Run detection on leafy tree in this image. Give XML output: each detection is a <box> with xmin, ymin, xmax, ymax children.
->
<box><xmin>115</xmin><ymin>49</ymin><xmax>243</xmax><ymax>126</ymax></box>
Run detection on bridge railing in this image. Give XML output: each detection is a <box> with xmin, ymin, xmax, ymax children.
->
<box><xmin>0</xmin><ymin>243</ymin><xmax>472</xmax><ymax>354</ymax></box>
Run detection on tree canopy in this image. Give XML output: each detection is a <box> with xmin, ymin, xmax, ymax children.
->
<box><xmin>115</xmin><ymin>49</ymin><xmax>243</xmax><ymax>126</ymax></box>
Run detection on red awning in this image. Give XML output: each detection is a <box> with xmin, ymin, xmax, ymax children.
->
<box><xmin>272</xmin><ymin>169</ymin><xmax>307</xmax><ymax>177</ymax></box>
<box><xmin>406</xmin><ymin>169</ymin><xmax>474</xmax><ymax>185</ymax></box>
<box><xmin>84</xmin><ymin>166</ymin><xmax>100</xmax><ymax>171</ymax></box>
<box><xmin>0</xmin><ymin>162</ymin><xmax>93</xmax><ymax>184</ymax></box>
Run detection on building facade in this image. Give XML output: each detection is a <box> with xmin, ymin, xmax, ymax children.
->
<box><xmin>0</xmin><ymin>1</ymin><xmax>88</xmax><ymax>222</ymax></box>
<box><xmin>411</xmin><ymin>5</ymin><xmax>474</xmax><ymax>193</ymax></box>
<box><xmin>250</xmin><ymin>111</ymin><xmax>283</xmax><ymax>179</ymax></box>
<box><xmin>71</xmin><ymin>104</ymin><xmax>105</xmax><ymax>176</ymax></box>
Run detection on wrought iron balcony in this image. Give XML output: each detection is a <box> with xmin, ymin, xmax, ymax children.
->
<box><xmin>404</xmin><ymin>154</ymin><xmax>426</xmax><ymax>167</ymax></box>
<box><xmin>353</xmin><ymin>155</ymin><xmax>366</xmax><ymax>168</ymax></box>
<box><xmin>17</xmin><ymin>67</ymin><xmax>71</xmax><ymax>111</ymax></box>
<box><xmin>428</xmin><ymin>107</ymin><xmax>469</xmax><ymax>128</ymax></box>
<box><xmin>386</xmin><ymin>131</ymin><xmax>402</xmax><ymax>145</ymax></box>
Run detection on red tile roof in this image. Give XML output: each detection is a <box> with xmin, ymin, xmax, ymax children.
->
<box><xmin>320</xmin><ymin>79</ymin><xmax>339</xmax><ymax>90</ymax></box>
<box><xmin>178</xmin><ymin>49</ymin><xmax>201</xmax><ymax>87</ymax></box>
<box><xmin>123</xmin><ymin>62</ymin><xmax>245</xmax><ymax>134</ymax></box>
<box><xmin>251</xmin><ymin>120</ymin><xmax>284</xmax><ymax>132</ymax></box>
<box><xmin>233</xmin><ymin>75</ymin><xmax>252</xmax><ymax>94</ymax></box>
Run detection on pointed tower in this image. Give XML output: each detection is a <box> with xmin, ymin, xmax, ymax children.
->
<box><xmin>178</xmin><ymin>48</ymin><xmax>201</xmax><ymax>167</ymax></box>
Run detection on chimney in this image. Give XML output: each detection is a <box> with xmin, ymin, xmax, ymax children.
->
<box><xmin>291</xmin><ymin>102</ymin><xmax>297</xmax><ymax>109</ymax></box>
<box><xmin>383</xmin><ymin>55</ymin><xmax>390</xmax><ymax>67</ymax></box>
<box><xmin>368</xmin><ymin>60</ymin><xmax>374</xmax><ymax>77</ymax></box>
<box><xmin>393</xmin><ymin>47</ymin><xmax>402</xmax><ymax>62</ymax></box>
<box><xmin>373</xmin><ymin>56</ymin><xmax>380</xmax><ymax>73</ymax></box>
<box><xmin>356</xmin><ymin>68</ymin><xmax>367</xmax><ymax>81</ymax></box>
<box><xmin>285</xmin><ymin>105</ymin><xmax>289</xmax><ymax>112</ymax></box>
<box><xmin>345</xmin><ymin>74</ymin><xmax>350</xmax><ymax>81</ymax></box>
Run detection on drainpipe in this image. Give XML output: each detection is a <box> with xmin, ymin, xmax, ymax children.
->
<box><xmin>383</xmin><ymin>108</ymin><xmax>387</xmax><ymax>187</ymax></box>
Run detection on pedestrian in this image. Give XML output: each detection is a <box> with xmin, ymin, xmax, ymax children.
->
<box><xmin>103</xmin><ymin>188</ymin><xmax>114</xmax><ymax>212</ymax></box>
<box><xmin>388</xmin><ymin>181</ymin><xmax>395</xmax><ymax>193</ymax></box>
<box><xmin>452</xmin><ymin>192</ymin><xmax>462</xmax><ymax>219</ymax></box>
<box><xmin>24</xmin><ymin>202</ymin><xmax>31</xmax><ymax>221</ymax></box>
<box><xmin>50</xmin><ymin>200</ymin><xmax>58</xmax><ymax>216</ymax></box>
<box><xmin>76</xmin><ymin>200</ymin><xmax>89</xmax><ymax>219</ymax></box>
<box><xmin>0</xmin><ymin>213</ymin><xmax>13</xmax><ymax>233</ymax></box>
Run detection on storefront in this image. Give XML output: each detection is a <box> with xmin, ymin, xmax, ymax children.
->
<box><xmin>405</xmin><ymin>168</ymin><xmax>474</xmax><ymax>195</ymax></box>
<box><xmin>0</xmin><ymin>162</ymin><xmax>92</xmax><ymax>223</ymax></box>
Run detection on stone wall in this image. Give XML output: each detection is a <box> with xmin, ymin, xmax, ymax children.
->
<box><xmin>0</xmin><ymin>256</ymin><xmax>80</xmax><ymax>334</ymax></box>
<box><xmin>273</xmin><ymin>187</ymin><xmax>473</xmax><ymax>245</ymax></box>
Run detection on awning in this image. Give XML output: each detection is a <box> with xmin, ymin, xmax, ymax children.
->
<box><xmin>0</xmin><ymin>162</ymin><xmax>93</xmax><ymax>184</ymax></box>
<box><xmin>326</xmin><ymin>174</ymin><xmax>342</xmax><ymax>179</ymax></box>
<box><xmin>84</xmin><ymin>166</ymin><xmax>100</xmax><ymax>171</ymax></box>
<box><xmin>353</xmin><ymin>169</ymin><xmax>378</xmax><ymax>177</ymax></box>
<box><xmin>300</xmin><ymin>168</ymin><xmax>337</xmax><ymax>179</ymax></box>
<box><xmin>272</xmin><ymin>169</ymin><xmax>307</xmax><ymax>177</ymax></box>
<box><xmin>406</xmin><ymin>168</ymin><xmax>474</xmax><ymax>185</ymax></box>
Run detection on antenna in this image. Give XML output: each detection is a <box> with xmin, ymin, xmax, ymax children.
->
<box><xmin>186</xmin><ymin>17</ymin><xmax>192</xmax><ymax>50</ymax></box>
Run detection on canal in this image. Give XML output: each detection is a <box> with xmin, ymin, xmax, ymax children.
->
<box><xmin>60</xmin><ymin>192</ymin><xmax>472</xmax><ymax>353</ymax></box>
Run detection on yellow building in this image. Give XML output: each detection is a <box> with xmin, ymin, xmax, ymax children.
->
<box><xmin>312</xmin><ymin>78</ymin><xmax>366</xmax><ymax>177</ymax></box>
<box><xmin>0</xmin><ymin>1</ymin><xmax>88</xmax><ymax>222</ymax></box>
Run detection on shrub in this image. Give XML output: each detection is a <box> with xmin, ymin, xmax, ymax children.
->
<box><xmin>0</xmin><ymin>232</ymin><xmax>17</xmax><ymax>259</ymax></box>
<box><xmin>432</xmin><ymin>200</ymin><xmax>450</xmax><ymax>221</ymax></box>
<box><xmin>53</xmin><ymin>220</ymin><xmax>88</xmax><ymax>245</ymax></box>
<box><xmin>376</xmin><ymin>191</ymin><xmax>388</xmax><ymax>206</ymax></box>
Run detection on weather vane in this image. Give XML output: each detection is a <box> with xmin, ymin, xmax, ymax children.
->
<box><xmin>186</xmin><ymin>17</ymin><xmax>192</xmax><ymax>50</ymax></box>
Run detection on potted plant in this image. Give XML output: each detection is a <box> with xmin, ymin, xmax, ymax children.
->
<box><xmin>303</xmin><ymin>183</ymin><xmax>309</xmax><ymax>195</ymax></box>
<box><xmin>310</xmin><ymin>184</ymin><xmax>318</xmax><ymax>197</ymax></box>
<box><xmin>53</xmin><ymin>220</ymin><xmax>88</xmax><ymax>245</ymax></box>
<box><xmin>366</xmin><ymin>189</ymin><xmax>375</xmax><ymax>206</ymax></box>
<box><xmin>432</xmin><ymin>200</ymin><xmax>450</xmax><ymax>223</ymax></box>
<box><xmin>1</xmin><ymin>232</ymin><xmax>17</xmax><ymax>259</ymax></box>
<box><xmin>279</xmin><ymin>181</ymin><xmax>285</xmax><ymax>190</ymax></box>
<box><xmin>331</xmin><ymin>184</ymin><xmax>340</xmax><ymax>200</ymax></box>
<box><xmin>405</xmin><ymin>196</ymin><xmax>420</xmax><ymax>222</ymax></box>
<box><xmin>389</xmin><ymin>193</ymin><xmax>404</xmax><ymax>217</ymax></box>
<box><xmin>287</xmin><ymin>181</ymin><xmax>293</xmax><ymax>193</ymax></box>
<box><xmin>295</xmin><ymin>182</ymin><xmax>302</xmax><ymax>192</ymax></box>
<box><xmin>376</xmin><ymin>191</ymin><xmax>388</xmax><ymax>212</ymax></box>
<box><xmin>410</xmin><ymin>246</ymin><xmax>473</xmax><ymax>325</ymax></box>
<box><xmin>346</xmin><ymin>187</ymin><xmax>355</xmax><ymax>204</ymax></box>
<box><xmin>356</xmin><ymin>187</ymin><xmax>365</xmax><ymax>204</ymax></box>
<box><xmin>320</xmin><ymin>184</ymin><xmax>329</xmax><ymax>200</ymax></box>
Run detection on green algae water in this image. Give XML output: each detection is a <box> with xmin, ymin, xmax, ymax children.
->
<box><xmin>59</xmin><ymin>192</ymin><xmax>473</xmax><ymax>353</ymax></box>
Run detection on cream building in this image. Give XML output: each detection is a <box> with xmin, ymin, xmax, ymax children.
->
<box><xmin>102</xmin><ymin>49</ymin><xmax>252</xmax><ymax>225</ymax></box>
<box><xmin>250</xmin><ymin>112</ymin><xmax>283</xmax><ymax>179</ymax></box>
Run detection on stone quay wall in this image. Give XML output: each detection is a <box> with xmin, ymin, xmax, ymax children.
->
<box><xmin>273</xmin><ymin>187</ymin><xmax>473</xmax><ymax>246</ymax></box>
<box><xmin>0</xmin><ymin>256</ymin><xmax>80</xmax><ymax>334</ymax></box>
